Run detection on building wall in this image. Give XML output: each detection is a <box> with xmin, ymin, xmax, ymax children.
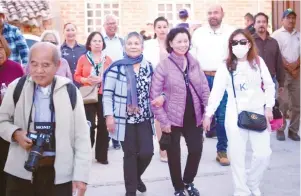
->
<box><xmin>58</xmin><ymin>0</ymin><xmax>273</xmax><ymax>44</ymax></box>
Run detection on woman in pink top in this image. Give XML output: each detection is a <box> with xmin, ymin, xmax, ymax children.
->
<box><xmin>40</xmin><ymin>30</ymin><xmax>73</xmax><ymax>80</ymax></box>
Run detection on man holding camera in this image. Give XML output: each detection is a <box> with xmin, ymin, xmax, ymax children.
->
<box><xmin>0</xmin><ymin>42</ymin><xmax>92</xmax><ymax>196</ymax></box>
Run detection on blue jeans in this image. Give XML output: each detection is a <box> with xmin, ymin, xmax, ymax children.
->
<box><xmin>206</xmin><ymin>75</ymin><xmax>228</xmax><ymax>152</ymax></box>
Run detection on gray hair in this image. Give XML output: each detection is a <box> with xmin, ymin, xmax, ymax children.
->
<box><xmin>104</xmin><ymin>14</ymin><xmax>117</xmax><ymax>24</ymax></box>
<box><xmin>40</xmin><ymin>30</ymin><xmax>62</xmax><ymax>59</ymax></box>
<box><xmin>40</xmin><ymin>30</ymin><xmax>61</xmax><ymax>45</ymax></box>
<box><xmin>29</xmin><ymin>42</ymin><xmax>61</xmax><ymax>66</ymax></box>
<box><xmin>124</xmin><ymin>32</ymin><xmax>144</xmax><ymax>47</ymax></box>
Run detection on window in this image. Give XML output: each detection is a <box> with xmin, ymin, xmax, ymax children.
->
<box><xmin>85</xmin><ymin>0</ymin><xmax>120</xmax><ymax>35</ymax></box>
<box><xmin>157</xmin><ymin>1</ymin><xmax>193</xmax><ymax>28</ymax></box>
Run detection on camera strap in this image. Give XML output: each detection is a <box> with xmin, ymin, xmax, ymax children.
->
<box><xmin>27</xmin><ymin>78</ymin><xmax>57</xmax><ymax>133</ymax></box>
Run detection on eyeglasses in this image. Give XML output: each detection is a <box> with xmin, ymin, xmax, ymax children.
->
<box><xmin>231</xmin><ymin>39</ymin><xmax>248</xmax><ymax>46</ymax></box>
<box><xmin>43</xmin><ymin>40</ymin><xmax>58</xmax><ymax>45</ymax></box>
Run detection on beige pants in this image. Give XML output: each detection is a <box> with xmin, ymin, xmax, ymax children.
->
<box><xmin>278</xmin><ymin>72</ymin><xmax>300</xmax><ymax>133</ymax></box>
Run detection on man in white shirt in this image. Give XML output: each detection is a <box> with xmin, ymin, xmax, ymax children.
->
<box><xmin>103</xmin><ymin>14</ymin><xmax>124</xmax><ymax>62</ymax></box>
<box><xmin>191</xmin><ymin>4</ymin><xmax>235</xmax><ymax>166</ymax></box>
<box><xmin>272</xmin><ymin>8</ymin><xmax>300</xmax><ymax>141</ymax></box>
<box><xmin>102</xmin><ymin>14</ymin><xmax>124</xmax><ymax>149</ymax></box>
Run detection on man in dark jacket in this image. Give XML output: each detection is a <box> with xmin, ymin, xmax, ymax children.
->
<box><xmin>244</xmin><ymin>13</ymin><xmax>255</xmax><ymax>35</ymax></box>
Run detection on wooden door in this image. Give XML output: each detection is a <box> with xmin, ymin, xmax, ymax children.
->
<box><xmin>272</xmin><ymin>0</ymin><xmax>300</xmax><ymax>32</ymax></box>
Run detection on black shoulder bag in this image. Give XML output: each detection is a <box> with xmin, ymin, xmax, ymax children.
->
<box><xmin>230</xmin><ymin>71</ymin><xmax>267</xmax><ymax>132</ymax></box>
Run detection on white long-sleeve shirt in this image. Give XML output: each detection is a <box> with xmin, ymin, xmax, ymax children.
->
<box><xmin>205</xmin><ymin>57</ymin><xmax>275</xmax><ymax>117</ymax></box>
<box><xmin>191</xmin><ymin>24</ymin><xmax>235</xmax><ymax>71</ymax></box>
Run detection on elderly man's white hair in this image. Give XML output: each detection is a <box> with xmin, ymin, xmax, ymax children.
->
<box><xmin>29</xmin><ymin>42</ymin><xmax>61</xmax><ymax>65</ymax></box>
<box><xmin>40</xmin><ymin>30</ymin><xmax>61</xmax><ymax>45</ymax></box>
<box><xmin>104</xmin><ymin>14</ymin><xmax>118</xmax><ymax>24</ymax></box>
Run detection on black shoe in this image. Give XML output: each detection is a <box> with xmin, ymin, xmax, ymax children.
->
<box><xmin>288</xmin><ymin>132</ymin><xmax>300</xmax><ymax>141</ymax></box>
<box><xmin>125</xmin><ymin>192</ymin><xmax>136</xmax><ymax>196</ymax></box>
<box><xmin>276</xmin><ymin>131</ymin><xmax>286</xmax><ymax>141</ymax></box>
<box><xmin>114</xmin><ymin>145</ymin><xmax>121</xmax><ymax>150</ymax></box>
<box><xmin>97</xmin><ymin>160</ymin><xmax>109</xmax><ymax>165</ymax></box>
<box><xmin>174</xmin><ymin>190</ymin><xmax>186</xmax><ymax>196</ymax></box>
<box><xmin>137</xmin><ymin>179</ymin><xmax>146</xmax><ymax>193</ymax></box>
<box><xmin>185</xmin><ymin>183</ymin><xmax>200</xmax><ymax>196</ymax></box>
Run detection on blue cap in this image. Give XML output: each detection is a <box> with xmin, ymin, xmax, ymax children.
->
<box><xmin>282</xmin><ymin>8</ymin><xmax>296</xmax><ymax>18</ymax></box>
<box><xmin>179</xmin><ymin>9</ymin><xmax>189</xmax><ymax>18</ymax></box>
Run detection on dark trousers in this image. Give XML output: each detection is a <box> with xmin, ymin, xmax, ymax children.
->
<box><xmin>0</xmin><ymin>138</ymin><xmax>9</xmax><ymax>196</ymax></box>
<box><xmin>121</xmin><ymin>120</ymin><xmax>154</xmax><ymax>193</ymax></box>
<box><xmin>206</xmin><ymin>75</ymin><xmax>228</xmax><ymax>152</ymax></box>
<box><xmin>167</xmin><ymin>125</ymin><xmax>203</xmax><ymax>191</ymax></box>
<box><xmin>84</xmin><ymin>94</ymin><xmax>109</xmax><ymax>161</ymax></box>
<box><xmin>6</xmin><ymin>167</ymin><xmax>72</xmax><ymax>196</ymax></box>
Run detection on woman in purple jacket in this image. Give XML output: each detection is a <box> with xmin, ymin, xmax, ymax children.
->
<box><xmin>150</xmin><ymin>27</ymin><xmax>210</xmax><ymax>196</ymax></box>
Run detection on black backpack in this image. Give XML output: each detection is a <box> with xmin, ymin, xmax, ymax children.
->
<box><xmin>13</xmin><ymin>76</ymin><xmax>77</xmax><ymax>110</ymax></box>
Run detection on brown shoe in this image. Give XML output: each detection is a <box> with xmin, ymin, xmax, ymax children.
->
<box><xmin>216</xmin><ymin>152</ymin><xmax>230</xmax><ymax>166</ymax></box>
<box><xmin>288</xmin><ymin>131</ymin><xmax>300</xmax><ymax>141</ymax></box>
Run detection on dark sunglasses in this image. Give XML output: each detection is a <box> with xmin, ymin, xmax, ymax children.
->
<box><xmin>231</xmin><ymin>39</ymin><xmax>248</xmax><ymax>46</ymax></box>
<box><xmin>43</xmin><ymin>40</ymin><xmax>58</xmax><ymax>45</ymax></box>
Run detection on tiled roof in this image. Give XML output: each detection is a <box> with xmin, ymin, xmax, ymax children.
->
<box><xmin>0</xmin><ymin>0</ymin><xmax>50</xmax><ymax>26</ymax></box>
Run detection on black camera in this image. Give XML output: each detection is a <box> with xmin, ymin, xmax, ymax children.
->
<box><xmin>24</xmin><ymin>130</ymin><xmax>54</xmax><ymax>172</ymax></box>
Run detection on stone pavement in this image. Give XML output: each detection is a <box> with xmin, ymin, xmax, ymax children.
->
<box><xmin>86</xmin><ymin>129</ymin><xmax>300</xmax><ymax>196</ymax></box>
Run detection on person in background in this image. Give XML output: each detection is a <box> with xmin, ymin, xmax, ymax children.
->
<box><xmin>0</xmin><ymin>42</ymin><xmax>91</xmax><ymax>196</ymax></box>
<box><xmin>144</xmin><ymin>16</ymin><xmax>169</xmax><ymax>162</ymax></box>
<box><xmin>0</xmin><ymin>6</ymin><xmax>28</xmax><ymax>68</ymax></box>
<box><xmin>0</xmin><ymin>35</ymin><xmax>24</xmax><ymax>196</ymax></box>
<box><xmin>140</xmin><ymin>30</ymin><xmax>152</xmax><ymax>41</ymax></box>
<box><xmin>191</xmin><ymin>4</ymin><xmax>235</xmax><ymax>166</ymax></box>
<box><xmin>39</xmin><ymin>30</ymin><xmax>73</xmax><ymax>80</ymax></box>
<box><xmin>272</xmin><ymin>8</ymin><xmax>300</xmax><ymax>141</ymax></box>
<box><xmin>253</xmin><ymin>12</ymin><xmax>284</xmax><ymax>94</ymax></box>
<box><xmin>74</xmin><ymin>32</ymin><xmax>112</xmax><ymax>164</ymax></box>
<box><xmin>150</xmin><ymin>27</ymin><xmax>210</xmax><ymax>196</ymax></box>
<box><xmin>244</xmin><ymin>13</ymin><xmax>255</xmax><ymax>35</ymax></box>
<box><xmin>103</xmin><ymin>32</ymin><xmax>154</xmax><ymax>196</ymax></box>
<box><xmin>203</xmin><ymin>29</ymin><xmax>274</xmax><ymax>196</ymax></box>
<box><xmin>102</xmin><ymin>14</ymin><xmax>124</xmax><ymax>150</ymax></box>
<box><xmin>61</xmin><ymin>23</ymin><xmax>87</xmax><ymax>87</ymax></box>
<box><xmin>177</xmin><ymin>9</ymin><xmax>190</xmax><ymax>29</ymax></box>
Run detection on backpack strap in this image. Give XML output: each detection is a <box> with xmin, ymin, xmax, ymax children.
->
<box><xmin>66</xmin><ymin>83</ymin><xmax>77</xmax><ymax>110</ymax></box>
<box><xmin>13</xmin><ymin>75</ymin><xmax>27</xmax><ymax>106</ymax></box>
<box><xmin>119</xmin><ymin>37</ymin><xmax>124</xmax><ymax>47</ymax></box>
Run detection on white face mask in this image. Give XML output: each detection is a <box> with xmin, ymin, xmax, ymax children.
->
<box><xmin>232</xmin><ymin>45</ymin><xmax>249</xmax><ymax>59</ymax></box>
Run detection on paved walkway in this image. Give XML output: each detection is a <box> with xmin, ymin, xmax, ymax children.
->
<box><xmin>86</xmin><ymin>129</ymin><xmax>300</xmax><ymax>196</ymax></box>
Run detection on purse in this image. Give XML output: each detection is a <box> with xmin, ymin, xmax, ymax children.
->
<box><xmin>159</xmin><ymin>132</ymin><xmax>171</xmax><ymax>151</ymax></box>
<box><xmin>230</xmin><ymin>71</ymin><xmax>267</xmax><ymax>132</ymax></box>
<box><xmin>79</xmin><ymin>85</ymin><xmax>99</xmax><ymax>104</ymax></box>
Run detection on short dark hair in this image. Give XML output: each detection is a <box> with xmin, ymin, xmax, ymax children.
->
<box><xmin>63</xmin><ymin>22</ymin><xmax>77</xmax><ymax>30</ymax></box>
<box><xmin>254</xmin><ymin>12</ymin><xmax>269</xmax><ymax>23</ymax></box>
<box><xmin>244</xmin><ymin>13</ymin><xmax>254</xmax><ymax>22</ymax></box>
<box><xmin>166</xmin><ymin>27</ymin><xmax>191</xmax><ymax>54</ymax></box>
<box><xmin>85</xmin><ymin>31</ymin><xmax>106</xmax><ymax>51</ymax></box>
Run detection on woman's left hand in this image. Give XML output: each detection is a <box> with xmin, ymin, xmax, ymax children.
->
<box><xmin>151</xmin><ymin>95</ymin><xmax>165</xmax><ymax>108</ymax></box>
<box><xmin>265</xmin><ymin>107</ymin><xmax>273</xmax><ymax>122</ymax></box>
<box><xmin>89</xmin><ymin>76</ymin><xmax>101</xmax><ymax>85</ymax></box>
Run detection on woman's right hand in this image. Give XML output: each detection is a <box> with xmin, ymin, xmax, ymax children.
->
<box><xmin>202</xmin><ymin>116</ymin><xmax>211</xmax><ymax>132</ymax></box>
<box><xmin>161</xmin><ymin>125</ymin><xmax>171</xmax><ymax>133</ymax></box>
<box><xmin>106</xmin><ymin>116</ymin><xmax>115</xmax><ymax>133</ymax></box>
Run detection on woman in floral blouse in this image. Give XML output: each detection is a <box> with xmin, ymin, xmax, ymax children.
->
<box><xmin>103</xmin><ymin>32</ymin><xmax>156</xmax><ymax>196</ymax></box>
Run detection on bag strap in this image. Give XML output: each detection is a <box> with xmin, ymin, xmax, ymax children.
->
<box><xmin>66</xmin><ymin>83</ymin><xmax>77</xmax><ymax>110</ymax></box>
<box><xmin>229</xmin><ymin>71</ymin><xmax>240</xmax><ymax>114</ymax></box>
<box><xmin>13</xmin><ymin>75</ymin><xmax>27</xmax><ymax>106</ymax></box>
<box><xmin>168</xmin><ymin>57</ymin><xmax>203</xmax><ymax>104</ymax></box>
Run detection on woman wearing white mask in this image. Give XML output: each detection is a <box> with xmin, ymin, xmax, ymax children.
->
<box><xmin>203</xmin><ymin>29</ymin><xmax>275</xmax><ymax>196</ymax></box>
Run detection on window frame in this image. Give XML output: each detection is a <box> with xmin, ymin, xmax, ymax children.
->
<box><xmin>84</xmin><ymin>0</ymin><xmax>121</xmax><ymax>36</ymax></box>
<box><xmin>156</xmin><ymin>0</ymin><xmax>194</xmax><ymax>28</ymax></box>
